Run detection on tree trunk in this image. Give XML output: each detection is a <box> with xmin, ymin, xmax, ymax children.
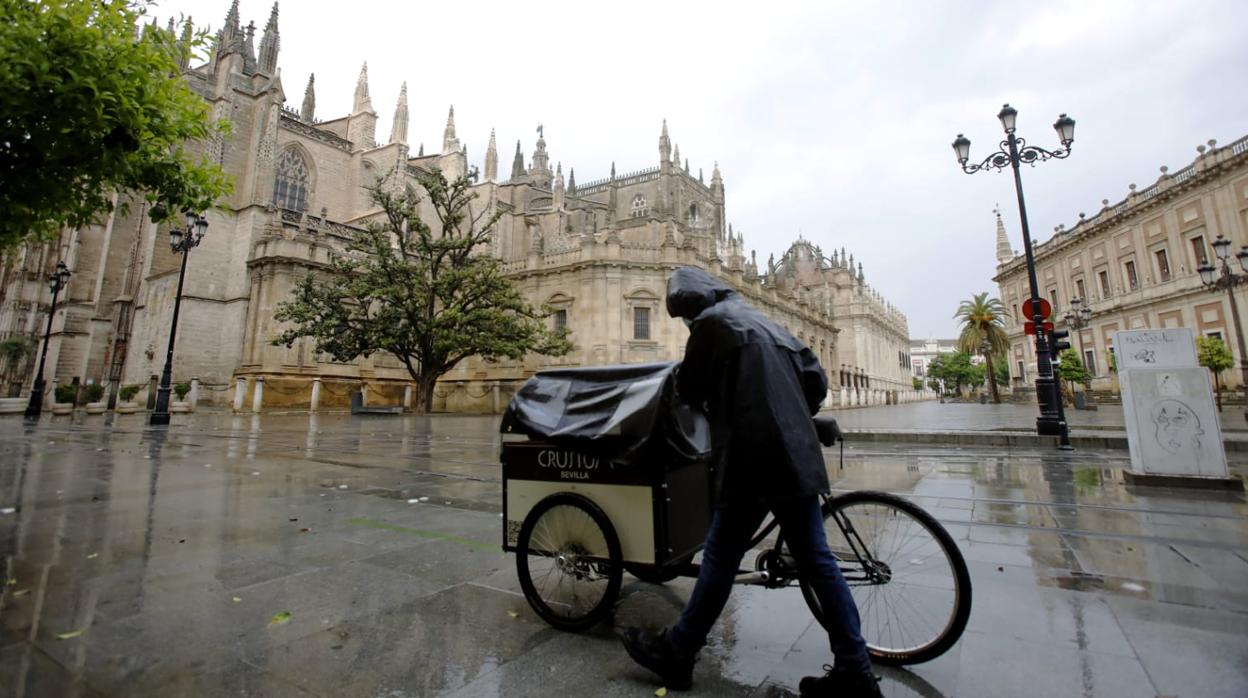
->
<box><xmin>412</xmin><ymin>372</ymin><xmax>438</xmax><ymax>414</ymax></box>
<box><xmin>984</xmin><ymin>351</ymin><xmax>1001</xmax><ymax>404</ymax></box>
<box><xmin>1213</xmin><ymin>371</ymin><xmax>1223</xmax><ymax>412</ymax></box>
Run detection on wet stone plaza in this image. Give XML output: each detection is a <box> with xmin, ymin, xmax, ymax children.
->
<box><xmin>1</xmin><ymin>408</ymin><xmax>1247</xmax><ymax>697</ymax></box>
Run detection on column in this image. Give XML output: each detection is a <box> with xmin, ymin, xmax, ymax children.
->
<box><xmin>252</xmin><ymin>377</ymin><xmax>264</xmax><ymax>412</ymax></box>
<box><xmin>310</xmin><ymin>378</ymin><xmax>321</xmax><ymax>412</ymax></box>
<box><xmin>234</xmin><ymin>377</ymin><xmax>247</xmax><ymax>411</ymax></box>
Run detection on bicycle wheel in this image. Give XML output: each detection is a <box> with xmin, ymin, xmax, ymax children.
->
<box><xmin>798</xmin><ymin>491</ymin><xmax>971</xmax><ymax>665</ymax></box>
<box><xmin>516</xmin><ymin>493</ymin><xmax>623</xmax><ymax>632</ymax></box>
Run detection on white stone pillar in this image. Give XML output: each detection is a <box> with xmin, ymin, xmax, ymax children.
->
<box><xmin>233</xmin><ymin>378</ymin><xmax>247</xmax><ymax>411</ymax></box>
<box><xmin>310</xmin><ymin>378</ymin><xmax>322</xmax><ymax>412</ymax></box>
<box><xmin>189</xmin><ymin>377</ymin><xmax>200</xmax><ymax>409</ymax></box>
<box><xmin>252</xmin><ymin>377</ymin><xmax>264</xmax><ymax>412</ymax></box>
<box><xmin>403</xmin><ymin>384</ymin><xmax>412</xmax><ymax>411</ymax></box>
<box><xmin>839</xmin><ymin>387</ymin><xmax>847</xmax><ymax>408</ymax></box>
<box><xmin>492</xmin><ymin>382</ymin><xmax>501</xmax><ymax>414</ymax></box>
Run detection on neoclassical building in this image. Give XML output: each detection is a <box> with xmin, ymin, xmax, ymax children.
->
<box><xmin>994</xmin><ymin>134</ymin><xmax>1248</xmax><ymax>392</ymax></box>
<box><xmin>0</xmin><ymin>2</ymin><xmax>914</xmax><ymax>413</ymax></box>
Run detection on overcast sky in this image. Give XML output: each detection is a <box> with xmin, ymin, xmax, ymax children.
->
<box><xmin>155</xmin><ymin>0</ymin><xmax>1248</xmax><ymax>338</ymax></box>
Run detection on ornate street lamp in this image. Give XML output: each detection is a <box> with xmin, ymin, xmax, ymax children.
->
<box><xmin>24</xmin><ymin>261</ymin><xmax>72</xmax><ymax>418</ymax></box>
<box><xmin>953</xmin><ymin>104</ymin><xmax>1075</xmax><ymax>448</ymax></box>
<box><xmin>1196</xmin><ymin>234</ymin><xmax>1248</xmax><ymax>420</ymax></box>
<box><xmin>150</xmin><ymin>212</ymin><xmax>208</xmax><ymax>426</ymax></box>
<box><xmin>1063</xmin><ymin>297</ymin><xmax>1095</xmax><ymax>397</ymax></box>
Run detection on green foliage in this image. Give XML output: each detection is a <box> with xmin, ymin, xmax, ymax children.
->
<box><xmin>1196</xmin><ymin>336</ymin><xmax>1234</xmax><ymax>375</ymax></box>
<box><xmin>273</xmin><ymin>169</ymin><xmax>572</xmax><ymax>413</ymax></box>
<box><xmin>995</xmin><ymin>358</ymin><xmax>1010</xmax><ymax>387</ymax></box>
<box><xmin>84</xmin><ymin>382</ymin><xmax>105</xmax><ymax>402</ymax></box>
<box><xmin>912</xmin><ymin>376</ymin><xmax>923</xmax><ymax>391</ymax></box>
<box><xmin>954</xmin><ymin>292</ymin><xmax>1009</xmax><ymax>403</ymax></box>
<box><xmin>1197</xmin><ymin>336</ymin><xmax>1234</xmax><ymax>410</ymax></box>
<box><xmin>0</xmin><ymin>335</ymin><xmax>35</xmax><ymax>364</ymax></box>
<box><xmin>1106</xmin><ymin>348</ymin><xmax>1117</xmax><ymax>374</ymax></box>
<box><xmin>54</xmin><ymin>383</ymin><xmax>76</xmax><ymax>404</ymax></box>
<box><xmin>173</xmin><ymin>381</ymin><xmax>191</xmax><ymax>399</ymax></box>
<box><xmin>0</xmin><ymin>0</ymin><xmax>231</xmax><ymax>249</ymax></box>
<box><xmin>119</xmin><ymin>384</ymin><xmax>140</xmax><ymax>401</ymax></box>
<box><xmin>927</xmin><ymin>351</ymin><xmax>980</xmax><ymax>395</ymax></box>
<box><xmin>1057</xmin><ymin>348</ymin><xmax>1090</xmax><ymax>386</ymax></box>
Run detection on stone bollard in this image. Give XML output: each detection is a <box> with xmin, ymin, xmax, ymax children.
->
<box><xmin>310</xmin><ymin>378</ymin><xmax>321</xmax><ymax>412</ymax></box>
<box><xmin>492</xmin><ymin>382</ymin><xmax>501</xmax><ymax>414</ymax></box>
<box><xmin>234</xmin><ymin>377</ymin><xmax>247</xmax><ymax>411</ymax></box>
<box><xmin>189</xmin><ymin>377</ymin><xmax>200</xmax><ymax>410</ymax></box>
<box><xmin>403</xmin><ymin>384</ymin><xmax>412</xmax><ymax>411</ymax></box>
<box><xmin>252</xmin><ymin>377</ymin><xmax>264</xmax><ymax>412</ymax></box>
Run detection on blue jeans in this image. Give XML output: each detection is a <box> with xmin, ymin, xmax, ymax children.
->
<box><xmin>669</xmin><ymin>496</ymin><xmax>871</xmax><ymax>674</ymax></box>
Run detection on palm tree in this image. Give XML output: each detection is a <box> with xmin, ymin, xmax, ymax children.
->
<box><xmin>954</xmin><ymin>292</ymin><xmax>1010</xmax><ymax>404</ymax></box>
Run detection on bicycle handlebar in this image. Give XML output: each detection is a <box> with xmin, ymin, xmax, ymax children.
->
<box><xmin>813</xmin><ymin>416</ymin><xmax>843</xmax><ymax>447</ymax></box>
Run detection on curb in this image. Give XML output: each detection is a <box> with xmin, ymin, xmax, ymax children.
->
<box><xmin>841</xmin><ymin>429</ymin><xmax>1248</xmax><ymax>452</ymax></box>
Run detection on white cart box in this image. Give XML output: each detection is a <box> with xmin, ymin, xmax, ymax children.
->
<box><xmin>1115</xmin><ymin>329</ymin><xmax>1230</xmax><ymax>482</ymax></box>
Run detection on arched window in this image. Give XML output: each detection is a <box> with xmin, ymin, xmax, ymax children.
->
<box><xmin>687</xmin><ymin>203</ymin><xmax>699</xmax><ymax>225</ymax></box>
<box><xmin>273</xmin><ymin>148</ymin><xmax>311</xmax><ymax>211</ymax></box>
<box><xmin>630</xmin><ymin>194</ymin><xmax>648</xmax><ymax>218</ymax></box>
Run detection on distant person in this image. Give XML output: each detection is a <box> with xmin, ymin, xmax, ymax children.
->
<box><xmin>622</xmin><ymin>266</ymin><xmax>880</xmax><ymax>697</ymax></box>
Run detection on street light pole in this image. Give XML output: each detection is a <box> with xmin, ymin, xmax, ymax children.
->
<box><xmin>953</xmin><ymin>105</ymin><xmax>1076</xmax><ymax>448</ymax></box>
<box><xmin>24</xmin><ymin>261</ymin><xmax>72</xmax><ymax>419</ymax></box>
<box><xmin>1197</xmin><ymin>235</ymin><xmax>1248</xmax><ymax>420</ymax></box>
<box><xmin>150</xmin><ymin>212</ymin><xmax>208</xmax><ymax>426</ymax></box>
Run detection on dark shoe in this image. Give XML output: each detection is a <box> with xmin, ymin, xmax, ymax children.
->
<box><xmin>799</xmin><ymin>664</ymin><xmax>882</xmax><ymax>697</ymax></box>
<box><xmin>622</xmin><ymin>627</ymin><xmax>695</xmax><ymax>691</ymax></box>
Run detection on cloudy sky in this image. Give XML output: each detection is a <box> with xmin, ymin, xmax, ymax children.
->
<box><xmin>155</xmin><ymin>0</ymin><xmax>1248</xmax><ymax>338</ymax></box>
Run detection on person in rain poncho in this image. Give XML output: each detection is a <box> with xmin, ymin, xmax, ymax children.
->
<box><xmin>622</xmin><ymin>266</ymin><xmax>880</xmax><ymax>698</ymax></box>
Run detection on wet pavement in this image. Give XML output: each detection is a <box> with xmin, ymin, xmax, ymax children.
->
<box><xmin>2</xmin><ymin>411</ymin><xmax>1247</xmax><ymax>697</ymax></box>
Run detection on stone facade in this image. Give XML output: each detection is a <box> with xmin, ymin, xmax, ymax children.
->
<box><xmin>0</xmin><ymin>2</ymin><xmax>915</xmax><ymax>412</ymax></box>
<box><xmin>993</xmin><ymin>134</ymin><xmax>1248</xmax><ymax>393</ymax></box>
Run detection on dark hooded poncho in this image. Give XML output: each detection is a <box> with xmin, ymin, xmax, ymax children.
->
<box><xmin>666</xmin><ymin>266</ymin><xmax>830</xmax><ymax>506</ymax></box>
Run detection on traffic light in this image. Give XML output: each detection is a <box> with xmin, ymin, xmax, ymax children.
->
<box><xmin>1050</xmin><ymin>329</ymin><xmax>1071</xmax><ymax>358</ymax></box>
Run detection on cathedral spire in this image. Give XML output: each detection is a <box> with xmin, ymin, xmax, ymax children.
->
<box><xmin>258</xmin><ymin>3</ymin><xmax>280</xmax><ymax>75</ymax></box>
<box><xmin>442</xmin><ymin>106</ymin><xmax>460</xmax><ymax>153</ymax></box>
<box><xmin>659</xmin><ymin>119</ymin><xmax>671</xmax><ymax>164</ymax></box>
<box><xmin>353</xmin><ymin>62</ymin><xmax>373</xmax><ymax>114</ymax></box>
<box><xmin>993</xmin><ymin>205</ymin><xmax>1015</xmax><ymax>264</ymax></box>
<box><xmin>510</xmin><ymin>140</ymin><xmax>525</xmax><ymax>180</ymax></box>
<box><xmin>300</xmin><ymin>74</ymin><xmax>315</xmax><ymax>122</ymax></box>
<box><xmin>389</xmin><ymin>82</ymin><xmax>408</xmax><ymax>145</ymax></box>
<box><xmin>673</xmin><ymin>143</ymin><xmax>681</xmax><ymax>170</ymax></box>
<box><xmin>553</xmin><ymin>162</ymin><xmax>565</xmax><ymax>209</ymax></box>
<box><xmin>484</xmin><ymin>129</ymin><xmax>498</xmax><ymax>182</ymax></box>
<box><xmin>567</xmin><ymin>167</ymin><xmax>576</xmax><ymax>195</ymax></box>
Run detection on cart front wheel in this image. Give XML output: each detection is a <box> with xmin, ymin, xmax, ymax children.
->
<box><xmin>516</xmin><ymin>493</ymin><xmax>623</xmax><ymax>631</ymax></box>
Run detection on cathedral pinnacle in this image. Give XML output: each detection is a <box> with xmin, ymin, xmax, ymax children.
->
<box><xmin>510</xmin><ymin>140</ymin><xmax>525</xmax><ymax>180</ymax></box>
<box><xmin>568</xmin><ymin>167</ymin><xmax>576</xmax><ymax>195</ymax></box>
<box><xmin>993</xmin><ymin>205</ymin><xmax>1016</xmax><ymax>264</ymax></box>
<box><xmin>389</xmin><ymin>82</ymin><xmax>408</xmax><ymax>145</ymax></box>
<box><xmin>258</xmin><ymin>3</ymin><xmax>280</xmax><ymax>75</ymax></box>
<box><xmin>484</xmin><ymin>129</ymin><xmax>498</xmax><ymax>182</ymax></box>
<box><xmin>659</xmin><ymin>119</ymin><xmax>671</xmax><ymax>164</ymax></box>
<box><xmin>353</xmin><ymin>63</ymin><xmax>373</xmax><ymax>114</ymax></box>
<box><xmin>300</xmin><ymin>73</ymin><xmax>316</xmax><ymax>122</ymax></box>
<box><xmin>442</xmin><ymin>106</ymin><xmax>460</xmax><ymax>154</ymax></box>
<box><xmin>673</xmin><ymin>143</ymin><xmax>681</xmax><ymax>169</ymax></box>
<box><xmin>242</xmin><ymin>21</ymin><xmax>257</xmax><ymax>74</ymax></box>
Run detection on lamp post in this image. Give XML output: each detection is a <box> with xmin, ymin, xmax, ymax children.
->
<box><xmin>953</xmin><ymin>104</ymin><xmax>1076</xmax><ymax>447</ymax></box>
<box><xmin>150</xmin><ymin>212</ymin><xmax>208</xmax><ymax>426</ymax></box>
<box><xmin>1197</xmin><ymin>234</ymin><xmax>1248</xmax><ymax>420</ymax></box>
<box><xmin>24</xmin><ymin>261</ymin><xmax>72</xmax><ymax>419</ymax></box>
<box><xmin>1062</xmin><ymin>298</ymin><xmax>1094</xmax><ymax>361</ymax></box>
<box><xmin>1063</xmin><ymin>297</ymin><xmax>1095</xmax><ymax>404</ymax></box>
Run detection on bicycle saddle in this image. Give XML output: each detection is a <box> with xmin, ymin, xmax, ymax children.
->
<box><xmin>813</xmin><ymin>416</ymin><xmax>843</xmax><ymax>446</ymax></box>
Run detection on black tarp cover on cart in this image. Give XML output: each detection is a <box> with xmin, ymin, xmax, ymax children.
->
<box><xmin>500</xmin><ymin>361</ymin><xmax>710</xmax><ymax>466</ymax></box>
